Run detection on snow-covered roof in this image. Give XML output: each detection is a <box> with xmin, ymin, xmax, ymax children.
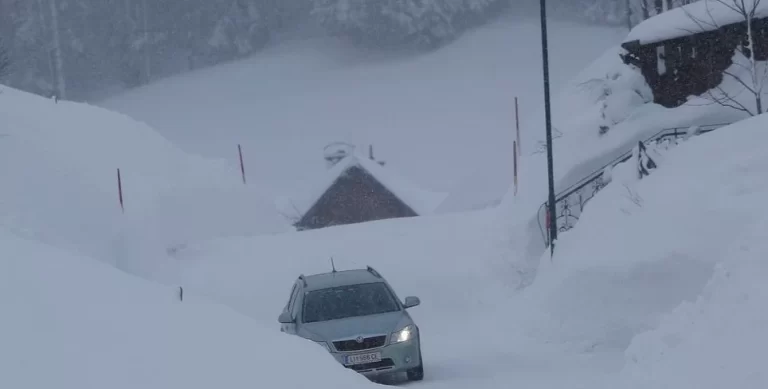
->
<box><xmin>277</xmin><ymin>152</ymin><xmax>448</xmax><ymax>219</ymax></box>
<box><xmin>624</xmin><ymin>0</ymin><xmax>768</xmax><ymax>45</ymax></box>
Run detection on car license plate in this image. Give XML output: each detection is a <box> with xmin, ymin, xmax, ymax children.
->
<box><xmin>344</xmin><ymin>352</ymin><xmax>381</xmax><ymax>365</ymax></box>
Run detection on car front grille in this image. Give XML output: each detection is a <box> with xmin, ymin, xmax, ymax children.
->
<box><xmin>333</xmin><ymin>335</ymin><xmax>387</xmax><ymax>351</ymax></box>
<box><xmin>347</xmin><ymin>358</ymin><xmax>395</xmax><ymax>372</ymax></box>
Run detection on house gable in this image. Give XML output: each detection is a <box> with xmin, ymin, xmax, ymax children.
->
<box><xmin>294</xmin><ymin>165</ymin><xmax>419</xmax><ymax>230</ymax></box>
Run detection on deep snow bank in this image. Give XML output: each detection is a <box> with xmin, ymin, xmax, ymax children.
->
<box><xmin>509</xmin><ymin>111</ymin><xmax>768</xmax><ymax>383</ymax></box>
<box><xmin>492</xmin><ymin>41</ymin><xmax>756</xmax><ymax>268</ymax></box>
<box><xmin>615</xmin><ymin>229</ymin><xmax>768</xmax><ymax>389</ymax></box>
<box><xmin>0</xmin><ymin>228</ymin><xmax>368</xmax><ymax>389</ymax></box>
<box><xmin>169</xmin><ymin>208</ymin><xmax>517</xmax><ymax>325</ymax></box>
<box><xmin>607</xmin><ymin>114</ymin><xmax>768</xmax><ymax>389</ymax></box>
<box><xmin>159</xmin><ymin>202</ymin><xmax>623</xmax><ymax>389</ymax></box>
<box><xmin>0</xmin><ymin>86</ymin><xmax>289</xmax><ymax>277</ymax></box>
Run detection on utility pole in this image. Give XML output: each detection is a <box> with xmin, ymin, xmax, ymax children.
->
<box><xmin>539</xmin><ymin>0</ymin><xmax>558</xmax><ymax>256</ymax></box>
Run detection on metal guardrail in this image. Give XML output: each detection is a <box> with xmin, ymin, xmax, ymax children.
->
<box><xmin>538</xmin><ymin>123</ymin><xmax>730</xmax><ymax>246</ymax></box>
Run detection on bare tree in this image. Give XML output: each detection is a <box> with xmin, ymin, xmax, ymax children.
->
<box><xmin>683</xmin><ymin>0</ymin><xmax>766</xmax><ymax>116</ymax></box>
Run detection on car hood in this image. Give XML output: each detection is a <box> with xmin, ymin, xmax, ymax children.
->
<box><xmin>299</xmin><ymin>311</ymin><xmax>411</xmax><ymax>342</ymax></box>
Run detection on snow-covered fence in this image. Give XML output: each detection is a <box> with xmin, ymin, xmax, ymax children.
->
<box><xmin>635</xmin><ymin>141</ymin><xmax>657</xmax><ymax>179</ymax></box>
<box><xmin>537</xmin><ymin>122</ymin><xmax>729</xmax><ymax>246</ymax></box>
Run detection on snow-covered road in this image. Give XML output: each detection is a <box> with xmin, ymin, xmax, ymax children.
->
<box><xmin>162</xmin><ymin>208</ymin><xmax>624</xmax><ymax>389</ymax></box>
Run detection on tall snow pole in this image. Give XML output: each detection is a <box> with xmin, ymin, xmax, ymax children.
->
<box><xmin>539</xmin><ymin>0</ymin><xmax>558</xmax><ymax>256</ymax></box>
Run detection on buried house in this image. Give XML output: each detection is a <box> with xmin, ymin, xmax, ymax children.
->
<box><xmin>278</xmin><ymin>146</ymin><xmax>447</xmax><ymax>231</ymax></box>
<box><xmin>621</xmin><ymin>0</ymin><xmax>768</xmax><ymax>109</ymax></box>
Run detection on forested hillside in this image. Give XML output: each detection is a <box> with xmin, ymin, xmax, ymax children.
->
<box><xmin>0</xmin><ymin>0</ymin><xmax>698</xmax><ymax>101</ymax></box>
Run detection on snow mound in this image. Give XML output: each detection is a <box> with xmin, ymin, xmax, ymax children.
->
<box><xmin>0</xmin><ymin>228</ymin><xmax>369</xmax><ymax>389</ymax></box>
<box><xmin>607</xmin><ymin>114</ymin><xmax>768</xmax><ymax>388</ymax></box>
<box><xmin>491</xmin><ymin>40</ymin><xmax>751</xmax><ymax>267</ymax></box>
<box><xmin>510</xmin><ymin>110</ymin><xmax>768</xmax><ymax>387</ymax></box>
<box><xmin>0</xmin><ymin>86</ymin><xmax>289</xmax><ymax>276</ymax></box>
<box><xmin>168</xmin><ymin>209</ymin><xmax>515</xmax><ymax>325</ymax></box>
<box><xmin>615</xmin><ymin>246</ymin><xmax>768</xmax><ymax>389</ymax></box>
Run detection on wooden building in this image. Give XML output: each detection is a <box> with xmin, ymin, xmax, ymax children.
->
<box><xmin>621</xmin><ymin>1</ymin><xmax>768</xmax><ymax>108</ymax></box>
<box><xmin>280</xmin><ymin>149</ymin><xmax>447</xmax><ymax>231</ymax></box>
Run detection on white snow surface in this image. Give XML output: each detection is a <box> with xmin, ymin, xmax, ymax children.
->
<box><xmin>625</xmin><ymin>0</ymin><xmax>768</xmax><ymax>45</ymax></box>
<box><xmin>0</xmin><ymin>86</ymin><xmax>290</xmax><ymax>278</ymax></box>
<box><xmin>492</xmin><ymin>39</ymin><xmax>763</xmax><ymax>265</ymax></box>
<box><xmin>0</xmin><ymin>227</ymin><xmax>369</xmax><ymax>389</ymax></box>
<box><xmin>510</xmin><ymin>113</ymin><xmax>768</xmax><ymax>387</ymax></box>
<box><xmin>100</xmin><ymin>14</ymin><xmax>627</xmax><ymax>213</ymax></box>
<box><xmin>277</xmin><ymin>151</ymin><xmax>448</xmax><ymax>219</ymax></box>
<box><xmin>163</xmin><ymin>112</ymin><xmax>768</xmax><ymax>389</ymax></box>
<box><xmin>166</xmin><ymin>209</ymin><xmax>622</xmax><ymax>388</ymax></box>
<box><xmin>3</xmin><ymin>12</ymin><xmax>767</xmax><ymax>389</ymax></box>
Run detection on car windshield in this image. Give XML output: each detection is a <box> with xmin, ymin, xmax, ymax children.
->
<box><xmin>302</xmin><ymin>282</ymin><xmax>400</xmax><ymax>323</ymax></box>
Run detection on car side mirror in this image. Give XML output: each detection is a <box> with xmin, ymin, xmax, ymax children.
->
<box><xmin>403</xmin><ymin>296</ymin><xmax>421</xmax><ymax>309</ymax></box>
<box><xmin>278</xmin><ymin>312</ymin><xmax>294</xmax><ymax>324</ymax></box>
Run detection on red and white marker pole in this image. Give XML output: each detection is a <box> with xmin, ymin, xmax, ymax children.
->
<box><xmin>117</xmin><ymin>168</ymin><xmax>124</xmax><ymax>213</ymax></box>
<box><xmin>238</xmin><ymin>144</ymin><xmax>246</xmax><ymax>184</ymax></box>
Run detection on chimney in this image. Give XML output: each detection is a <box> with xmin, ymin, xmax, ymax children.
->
<box><xmin>323</xmin><ymin>142</ymin><xmax>355</xmax><ymax>168</ymax></box>
<box><xmin>369</xmin><ymin>144</ymin><xmax>386</xmax><ymax>166</ymax></box>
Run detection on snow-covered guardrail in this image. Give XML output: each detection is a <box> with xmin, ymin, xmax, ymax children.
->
<box><xmin>538</xmin><ymin>122</ymin><xmax>731</xmax><ymax>247</ymax></box>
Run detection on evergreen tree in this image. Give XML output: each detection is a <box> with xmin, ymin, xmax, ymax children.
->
<box><xmin>312</xmin><ymin>0</ymin><xmax>508</xmax><ymax>48</ymax></box>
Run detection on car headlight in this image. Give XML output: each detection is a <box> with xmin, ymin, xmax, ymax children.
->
<box><xmin>391</xmin><ymin>325</ymin><xmax>416</xmax><ymax>344</ymax></box>
<box><xmin>315</xmin><ymin>341</ymin><xmax>331</xmax><ymax>352</ymax></box>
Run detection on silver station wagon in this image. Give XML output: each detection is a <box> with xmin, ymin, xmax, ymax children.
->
<box><xmin>278</xmin><ymin>266</ymin><xmax>424</xmax><ymax>381</ymax></box>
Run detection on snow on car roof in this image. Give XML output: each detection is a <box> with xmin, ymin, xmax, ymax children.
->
<box><xmin>303</xmin><ymin>269</ymin><xmax>384</xmax><ymax>291</ymax></box>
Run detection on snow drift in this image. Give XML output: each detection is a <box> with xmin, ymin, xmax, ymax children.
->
<box><xmin>0</xmin><ymin>227</ymin><xmax>369</xmax><ymax>389</ymax></box>
<box><xmin>606</xmin><ymin>114</ymin><xmax>768</xmax><ymax>389</ymax></box>
<box><xmin>0</xmin><ymin>85</ymin><xmax>289</xmax><ymax>277</ymax></box>
<box><xmin>491</xmin><ymin>32</ymin><xmax>761</xmax><ymax>268</ymax></box>
<box><xmin>510</xmin><ymin>112</ymin><xmax>768</xmax><ymax>389</ymax></box>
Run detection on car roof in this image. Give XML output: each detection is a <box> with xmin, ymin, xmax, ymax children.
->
<box><xmin>302</xmin><ymin>268</ymin><xmax>385</xmax><ymax>292</ymax></box>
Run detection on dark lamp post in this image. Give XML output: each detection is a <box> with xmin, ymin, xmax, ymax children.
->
<box><xmin>539</xmin><ymin>0</ymin><xmax>558</xmax><ymax>255</ymax></box>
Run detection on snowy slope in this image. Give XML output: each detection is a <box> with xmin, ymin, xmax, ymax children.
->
<box><xmin>100</xmin><ymin>14</ymin><xmax>626</xmax><ymax>205</ymax></box>
<box><xmin>510</xmin><ymin>113</ymin><xmax>768</xmax><ymax>388</ymax></box>
<box><xmin>603</xmin><ymin>114</ymin><xmax>768</xmax><ymax>388</ymax></box>
<box><xmin>162</xmin><ymin>111</ymin><xmax>768</xmax><ymax>389</ymax></box>
<box><xmin>0</xmin><ymin>227</ymin><xmax>369</xmax><ymax>389</ymax></box>
<box><xmin>0</xmin><ymin>86</ymin><xmax>290</xmax><ymax>278</ymax></box>
<box><xmin>165</xmin><ymin>208</ymin><xmax>620</xmax><ymax>388</ymax></box>
<box><xmin>490</xmin><ymin>36</ymin><xmax>762</xmax><ymax>265</ymax></box>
